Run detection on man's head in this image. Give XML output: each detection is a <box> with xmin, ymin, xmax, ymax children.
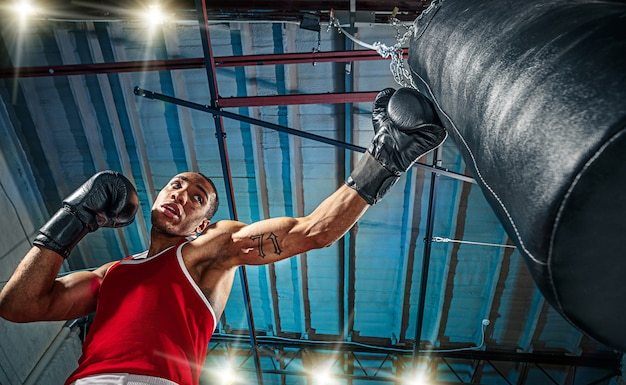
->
<box><xmin>151</xmin><ymin>172</ymin><xmax>219</xmax><ymax>237</ymax></box>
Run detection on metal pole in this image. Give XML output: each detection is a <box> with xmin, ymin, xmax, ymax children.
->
<box><xmin>342</xmin><ymin>7</ymin><xmax>357</xmax><ymax>384</ymax></box>
<box><xmin>133</xmin><ymin>87</ymin><xmax>476</xmax><ymax>185</ymax></box>
<box><xmin>412</xmin><ymin>148</ymin><xmax>442</xmax><ymax>367</ymax></box>
<box><xmin>194</xmin><ymin>2</ymin><xmax>264</xmax><ymax>384</ymax></box>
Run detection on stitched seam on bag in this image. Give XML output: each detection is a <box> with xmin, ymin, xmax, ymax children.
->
<box><xmin>410</xmin><ymin>67</ymin><xmax>545</xmax><ymax>265</ymax></box>
<box><xmin>547</xmin><ymin>126</ymin><xmax>626</xmax><ymax>312</ymax></box>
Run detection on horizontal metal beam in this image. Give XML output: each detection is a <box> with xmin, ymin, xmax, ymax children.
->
<box><xmin>134</xmin><ymin>86</ymin><xmax>364</xmax><ymax>152</ymax></box>
<box><xmin>218</xmin><ymin>91</ymin><xmax>379</xmax><ymax>108</ymax></box>
<box><xmin>210</xmin><ymin>334</ymin><xmax>622</xmax><ymax>369</ymax></box>
<box><xmin>214</xmin><ymin>49</ymin><xmax>408</xmax><ymax>67</ymax></box>
<box><xmin>0</xmin><ymin>49</ymin><xmax>404</xmax><ymax>79</ymax></box>
<box><xmin>134</xmin><ymin>87</ymin><xmax>476</xmax><ymax>184</ymax></box>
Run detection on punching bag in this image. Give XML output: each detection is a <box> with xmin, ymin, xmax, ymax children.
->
<box><xmin>408</xmin><ymin>0</ymin><xmax>626</xmax><ymax>350</ymax></box>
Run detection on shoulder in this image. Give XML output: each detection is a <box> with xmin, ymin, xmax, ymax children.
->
<box><xmin>210</xmin><ymin>219</ymin><xmax>248</xmax><ymax>232</ymax></box>
<box><xmin>93</xmin><ymin>260</ymin><xmax>118</xmax><ymax>278</ymax></box>
<box><xmin>181</xmin><ymin>219</ymin><xmax>248</xmax><ymax>266</ymax></box>
<box><xmin>199</xmin><ymin>219</ymin><xmax>249</xmax><ymax>240</ymax></box>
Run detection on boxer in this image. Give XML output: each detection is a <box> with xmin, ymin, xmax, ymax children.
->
<box><xmin>0</xmin><ymin>88</ymin><xmax>445</xmax><ymax>385</ymax></box>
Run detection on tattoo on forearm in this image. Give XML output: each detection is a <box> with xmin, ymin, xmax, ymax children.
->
<box><xmin>250</xmin><ymin>232</ymin><xmax>282</xmax><ymax>258</ymax></box>
<box><xmin>267</xmin><ymin>233</ymin><xmax>281</xmax><ymax>255</ymax></box>
<box><xmin>249</xmin><ymin>234</ymin><xmax>265</xmax><ymax>257</ymax></box>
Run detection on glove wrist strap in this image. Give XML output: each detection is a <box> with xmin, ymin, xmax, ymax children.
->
<box><xmin>346</xmin><ymin>152</ymin><xmax>400</xmax><ymax>205</ymax></box>
<box><xmin>33</xmin><ymin>207</ymin><xmax>89</xmax><ymax>259</ymax></box>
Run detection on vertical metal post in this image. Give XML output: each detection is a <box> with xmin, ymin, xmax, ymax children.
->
<box><xmin>342</xmin><ymin>0</ymin><xmax>357</xmax><ymax>344</ymax></box>
<box><xmin>194</xmin><ymin>2</ymin><xmax>264</xmax><ymax>384</ymax></box>
<box><xmin>342</xmin><ymin>4</ymin><xmax>357</xmax><ymax>384</ymax></box>
<box><xmin>412</xmin><ymin>149</ymin><xmax>442</xmax><ymax>368</ymax></box>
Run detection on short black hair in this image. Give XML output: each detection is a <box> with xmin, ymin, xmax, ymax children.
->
<box><xmin>196</xmin><ymin>172</ymin><xmax>219</xmax><ymax>220</ymax></box>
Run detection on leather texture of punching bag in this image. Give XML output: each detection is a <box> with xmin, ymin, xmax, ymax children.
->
<box><xmin>408</xmin><ymin>0</ymin><xmax>626</xmax><ymax>351</ymax></box>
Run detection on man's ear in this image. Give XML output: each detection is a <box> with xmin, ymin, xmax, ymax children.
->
<box><xmin>194</xmin><ymin>219</ymin><xmax>210</xmax><ymax>236</ymax></box>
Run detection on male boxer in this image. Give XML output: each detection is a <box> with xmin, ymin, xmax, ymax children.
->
<box><xmin>0</xmin><ymin>88</ymin><xmax>446</xmax><ymax>385</ymax></box>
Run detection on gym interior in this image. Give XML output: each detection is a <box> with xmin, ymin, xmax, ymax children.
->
<box><xmin>0</xmin><ymin>1</ymin><xmax>624</xmax><ymax>384</ymax></box>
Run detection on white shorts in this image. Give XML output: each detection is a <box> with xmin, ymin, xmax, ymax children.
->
<box><xmin>70</xmin><ymin>373</ymin><xmax>179</xmax><ymax>385</ymax></box>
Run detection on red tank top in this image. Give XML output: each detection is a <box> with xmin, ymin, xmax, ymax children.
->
<box><xmin>65</xmin><ymin>240</ymin><xmax>217</xmax><ymax>385</ymax></box>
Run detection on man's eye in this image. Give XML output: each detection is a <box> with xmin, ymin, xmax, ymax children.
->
<box><xmin>194</xmin><ymin>195</ymin><xmax>203</xmax><ymax>204</ymax></box>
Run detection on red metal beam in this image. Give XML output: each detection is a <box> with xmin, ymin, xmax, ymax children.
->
<box><xmin>0</xmin><ymin>49</ymin><xmax>406</xmax><ymax>79</ymax></box>
<box><xmin>218</xmin><ymin>91</ymin><xmax>379</xmax><ymax>107</ymax></box>
<box><xmin>214</xmin><ymin>49</ymin><xmax>408</xmax><ymax>67</ymax></box>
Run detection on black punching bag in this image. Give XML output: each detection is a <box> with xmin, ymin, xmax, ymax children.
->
<box><xmin>408</xmin><ymin>0</ymin><xmax>626</xmax><ymax>350</ymax></box>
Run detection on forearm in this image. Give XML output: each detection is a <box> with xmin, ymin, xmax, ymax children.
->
<box><xmin>304</xmin><ymin>184</ymin><xmax>369</xmax><ymax>248</ymax></box>
<box><xmin>230</xmin><ymin>185</ymin><xmax>369</xmax><ymax>266</ymax></box>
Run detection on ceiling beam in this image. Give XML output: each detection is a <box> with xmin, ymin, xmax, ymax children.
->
<box><xmin>0</xmin><ymin>49</ymin><xmax>407</xmax><ymax>79</ymax></box>
<box><xmin>218</xmin><ymin>92</ymin><xmax>379</xmax><ymax>108</ymax></box>
<box><xmin>209</xmin><ymin>334</ymin><xmax>622</xmax><ymax>368</ymax></box>
<box><xmin>215</xmin><ymin>49</ymin><xmax>408</xmax><ymax>67</ymax></box>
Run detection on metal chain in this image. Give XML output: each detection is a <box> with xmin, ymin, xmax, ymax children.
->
<box><xmin>327</xmin><ymin>12</ymin><xmax>416</xmax><ymax>88</ymax></box>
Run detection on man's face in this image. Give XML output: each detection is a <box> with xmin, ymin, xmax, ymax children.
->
<box><xmin>151</xmin><ymin>172</ymin><xmax>214</xmax><ymax>237</ymax></box>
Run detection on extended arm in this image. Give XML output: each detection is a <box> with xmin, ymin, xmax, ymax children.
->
<box><xmin>229</xmin><ymin>184</ymin><xmax>368</xmax><ymax>265</ymax></box>
<box><xmin>215</xmin><ymin>87</ymin><xmax>446</xmax><ymax>268</ymax></box>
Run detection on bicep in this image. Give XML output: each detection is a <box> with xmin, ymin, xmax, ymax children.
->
<box><xmin>47</xmin><ymin>262</ymin><xmax>113</xmax><ymax>320</ymax></box>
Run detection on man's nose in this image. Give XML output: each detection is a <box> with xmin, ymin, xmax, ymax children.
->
<box><xmin>171</xmin><ymin>189</ymin><xmax>187</xmax><ymax>204</ymax></box>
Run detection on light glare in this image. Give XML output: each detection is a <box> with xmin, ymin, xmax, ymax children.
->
<box><xmin>313</xmin><ymin>368</ymin><xmax>337</xmax><ymax>385</ymax></box>
<box><xmin>403</xmin><ymin>370</ymin><xmax>431</xmax><ymax>385</ymax></box>
<box><xmin>219</xmin><ymin>362</ymin><xmax>238</xmax><ymax>385</ymax></box>
<box><xmin>145</xmin><ymin>4</ymin><xmax>167</xmax><ymax>25</ymax></box>
<box><xmin>13</xmin><ymin>0</ymin><xmax>36</xmax><ymax>18</ymax></box>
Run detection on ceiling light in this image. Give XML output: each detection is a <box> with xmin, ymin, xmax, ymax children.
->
<box><xmin>403</xmin><ymin>371</ymin><xmax>430</xmax><ymax>385</ymax></box>
<box><xmin>218</xmin><ymin>361</ymin><xmax>238</xmax><ymax>385</ymax></box>
<box><xmin>313</xmin><ymin>368</ymin><xmax>337</xmax><ymax>385</ymax></box>
<box><xmin>145</xmin><ymin>4</ymin><xmax>168</xmax><ymax>25</ymax></box>
<box><xmin>12</xmin><ymin>0</ymin><xmax>37</xmax><ymax>19</ymax></box>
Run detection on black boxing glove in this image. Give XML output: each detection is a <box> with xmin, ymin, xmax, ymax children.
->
<box><xmin>346</xmin><ymin>87</ymin><xmax>448</xmax><ymax>204</ymax></box>
<box><xmin>33</xmin><ymin>170</ymin><xmax>139</xmax><ymax>259</ymax></box>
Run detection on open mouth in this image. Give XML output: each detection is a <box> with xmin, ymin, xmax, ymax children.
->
<box><xmin>162</xmin><ymin>203</ymin><xmax>180</xmax><ymax>217</ymax></box>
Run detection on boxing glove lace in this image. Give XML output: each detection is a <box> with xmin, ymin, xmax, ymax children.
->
<box><xmin>33</xmin><ymin>170</ymin><xmax>139</xmax><ymax>258</ymax></box>
<box><xmin>346</xmin><ymin>87</ymin><xmax>448</xmax><ymax>204</ymax></box>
